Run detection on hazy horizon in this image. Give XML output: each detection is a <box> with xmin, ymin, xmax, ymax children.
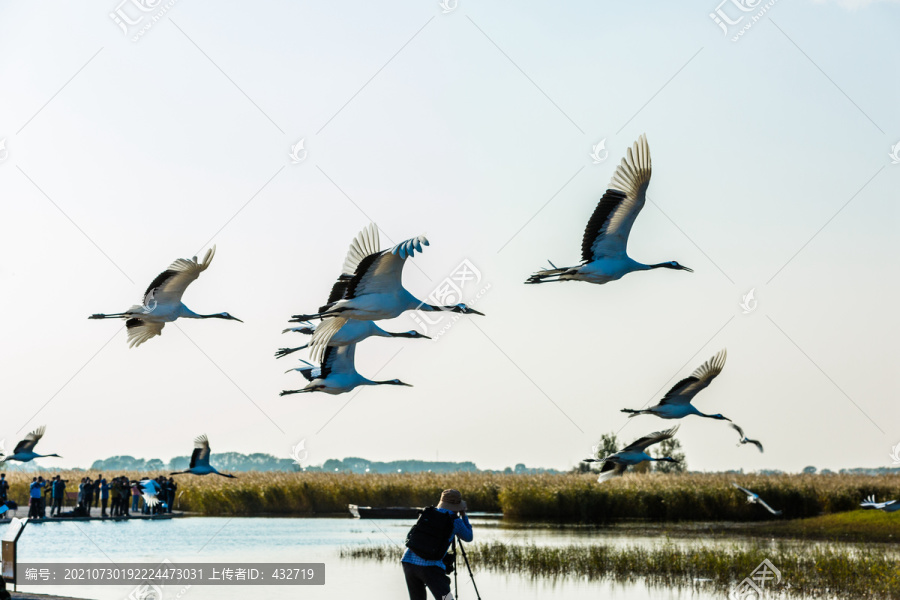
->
<box><xmin>1</xmin><ymin>0</ymin><xmax>898</xmax><ymax>475</ymax></box>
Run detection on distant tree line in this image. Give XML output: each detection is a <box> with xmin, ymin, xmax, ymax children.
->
<box><xmin>84</xmin><ymin>454</ymin><xmax>561</xmax><ymax>474</ymax></box>
<box><xmin>90</xmin><ymin>453</ymin><xmax>299</xmax><ymax>472</ymax></box>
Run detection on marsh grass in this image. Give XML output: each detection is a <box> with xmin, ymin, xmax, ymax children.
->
<box><xmin>748</xmin><ymin>509</ymin><xmax>900</xmax><ymax>543</ymax></box>
<box><xmin>343</xmin><ymin>541</ymin><xmax>900</xmax><ymax>598</ymax></box>
<box><xmin>4</xmin><ymin>470</ymin><xmax>898</xmax><ymax>522</ymax></box>
<box><xmin>496</xmin><ymin>472</ymin><xmax>900</xmax><ymax>523</ymax></box>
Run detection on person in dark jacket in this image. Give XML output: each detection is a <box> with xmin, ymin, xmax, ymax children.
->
<box><xmin>166</xmin><ymin>477</ymin><xmax>177</xmax><ymax>513</ymax></box>
<box><xmin>0</xmin><ymin>474</ymin><xmax>9</xmax><ymax>504</ymax></box>
<box><xmin>99</xmin><ymin>478</ymin><xmax>110</xmax><ymax>517</ymax></box>
<box><xmin>82</xmin><ymin>478</ymin><xmax>94</xmax><ymax>516</ymax></box>
<box><xmin>51</xmin><ymin>476</ymin><xmax>66</xmax><ymax>516</ymax></box>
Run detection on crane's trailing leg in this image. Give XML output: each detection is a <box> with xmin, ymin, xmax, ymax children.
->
<box><xmin>525</xmin><ymin>263</ymin><xmax>573</xmax><ymax>284</ymax></box>
<box><xmin>620</xmin><ymin>408</ymin><xmax>650</xmax><ymax>417</ymax></box>
<box><xmin>275</xmin><ymin>345</ymin><xmax>309</xmax><ymax>359</ymax></box>
<box><xmin>280</xmin><ymin>389</ymin><xmax>313</xmax><ymax>396</ymax></box>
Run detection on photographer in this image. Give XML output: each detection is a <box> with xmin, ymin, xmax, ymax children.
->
<box><xmin>402</xmin><ymin>489</ymin><xmax>473</xmax><ymax>600</ymax></box>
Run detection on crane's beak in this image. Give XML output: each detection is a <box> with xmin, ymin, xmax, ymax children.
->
<box><xmin>681</xmin><ymin>266</ymin><xmax>694</xmax><ymax>273</ymax></box>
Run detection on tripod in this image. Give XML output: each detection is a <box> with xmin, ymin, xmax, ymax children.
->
<box><xmin>453</xmin><ymin>536</ymin><xmax>482</xmax><ymax>600</ymax></box>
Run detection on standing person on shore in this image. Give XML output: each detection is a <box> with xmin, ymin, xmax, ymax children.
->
<box><xmin>401</xmin><ymin>489</ymin><xmax>473</xmax><ymax>600</ymax></box>
<box><xmin>28</xmin><ymin>477</ymin><xmax>45</xmax><ymax>519</ymax></box>
<box><xmin>131</xmin><ymin>480</ymin><xmax>141</xmax><ymax>513</ymax></box>
<box><xmin>99</xmin><ymin>478</ymin><xmax>109</xmax><ymax>517</ymax></box>
<box><xmin>0</xmin><ymin>474</ymin><xmax>8</xmax><ymax>505</ymax></box>
<box><xmin>51</xmin><ymin>476</ymin><xmax>66</xmax><ymax>516</ymax></box>
<box><xmin>94</xmin><ymin>475</ymin><xmax>102</xmax><ymax>510</ymax></box>
<box><xmin>112</xmin><ymin>477</ymin><xmax>124</xmax><ymax>517</ymax></box>
<box><xmin>41</xmin><ymin>478</ymin><xmax>50</xmax><ymax>517</ymax></box>
<box><xmin>166</xmin><ymin>477</ymin><xmax>177</xmax><ymax>513</ymax></box>
<box><xmin>109</xmin><ymin>478</ymin><xmax>119</xmax><ymax>517</ymax></box>
<box><xmin>121</xmin><ymin>477</ymin><xmax>130</xmax><ymax>516</ymax></box>
<box><xmin>83</xmin><ymin>478</ymin><xmax>94</xmax><ymax>516</ymax></box>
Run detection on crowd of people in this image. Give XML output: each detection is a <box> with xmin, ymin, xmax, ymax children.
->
<box><xmin>20</xmin><ymin>474</ymin><xmax>178</xmax><ymax>519</ymax></box>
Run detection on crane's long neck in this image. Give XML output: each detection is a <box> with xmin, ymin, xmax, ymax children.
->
<box><xmin>184</xmin><ymin>311</ymin><xmax>221</xmax><ymax>319</ymax></box>
<box><xmin>632</xmin><ymin>262</ymin><xmax>673</xmax><ymax>271</ymax></box>
<box><xmin>372</xmin><ymin>324</ymin><xmax>392</xmax><ymax>338</ymax></box>
<box><xmin>421</xmin><ymin>304</ymin><xmax>459</xmax><ymax>313</ymax></box>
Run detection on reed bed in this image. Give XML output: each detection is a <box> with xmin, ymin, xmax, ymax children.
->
<box><xmin>496</xmin><ymin>472</ymin><xmax>900</xmax><ymax>523</ymax></box>
<box><xmin>342</xmin><ymin>541</ymin><xmax>900</xmax><ymax>598</ymax></box>
<box><xmin>5</xmin><ymin>470</ymin><xmax>898</xmax><ymax>522</ymax></box>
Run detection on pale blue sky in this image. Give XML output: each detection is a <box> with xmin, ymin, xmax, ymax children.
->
<box><xmin>0</xmin><ymin>0</ymin><xmax>897</xmax><ymax>472</ymax></box>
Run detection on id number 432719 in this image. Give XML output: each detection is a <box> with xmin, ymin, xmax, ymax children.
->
<box><xmin>271</xmin><ymin>568</ymin><xmax>315</xmax><ymax>580</ymax></box>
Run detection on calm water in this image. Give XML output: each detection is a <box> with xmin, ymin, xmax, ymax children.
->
<box><xmin>12</xmin><ymin>516</ymin><xmax>743</xmax><ymax>600</ymax></box>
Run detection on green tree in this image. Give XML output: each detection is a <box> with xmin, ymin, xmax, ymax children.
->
<box><xmin>652</xmin><ymin>437</ymin><xmax>686</xmax><ymax>473</ymax></box>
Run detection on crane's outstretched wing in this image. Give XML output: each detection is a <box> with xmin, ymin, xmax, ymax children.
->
<box><xmin>731</xmin><ymin>482</ymin><xmax>754</xmax><ymax>497</ymax></box>
<box><xmin>882</xmin><ymin>501</ymin><xmax>900</xmax><ymax>513</ymax></box>
<box><xmin>730</xmin><ymin>423</ymin><xmax>746</xmax><ymax>438</ymax></box>
<box><xmin>13</xmin><ymin>426</ymin><xmax>45</xmax><ymax>454</ymax></box>
<box><xmin>860</xmin><ymin>495</ymin><xmax>880</xmax><ymax>509</ymax></box>
<box><xmin>581</xmin><ymin>134</ymin><xmax>652</xmax><ymax>262</ymax></box>
<box><xmin>142</xmin><ymin>246</ymin><xmax>216</xmax><ymax>309</ymax></box>
<box><xmin>622</xmin><ymin>425</ymin><xmax>679</xmax><ymax>452</ymax></box>
<box><xmin>326</xmin><ymin>344</ymin><xmax>357</xmax><ymax>376</ymax></box>
<box><xmin>125</xmin><ymin>318</ymin><xmax>165</xmax><ymax>348</ymax></box>
<box><xmin>597</xmin><ymin>461</ymin><xmax>628</xmax><ymax>483</ymax></box>
<box><xmin>316</xmin><ymin>225</ymin><xmax>382</xmax><ymax>314</ymax></box>
<box><xmin>342</xmin><ymin>223</ymin><xmax>381</xmax><ymax>276</ymax></box>
<box><xmin>308</xmin><ymin>317</ymin><xmax>348</xmax><ymax>364</ymax></box>
<box><xmin>345</xmin><ymin>236</ymin><xmax>429</xmax><ymax>298</ymax></box>
<box><xmin>658</xmin><ymin>349</ymin><xmax>727</xmax><ymax>406</ymax></box>
<box><xmin>745</xmin><ymin>438</ymin><xmax>764</xmax><ymax>453</ymax></box>
<box><xmin>190</xmin><ymin>435</ymin><xmax>211</xmax><ymax>468</ymax></box>
<box><xmin>756</xmin><ymin>497</ymin><xmax>782</xmax><ymax>516</ymax></box>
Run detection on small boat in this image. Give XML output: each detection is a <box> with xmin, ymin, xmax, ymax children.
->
<box><xmin>349</xmin><ymin>504</ymin><xmax>422</xmax><ymax>519</ymax></box>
